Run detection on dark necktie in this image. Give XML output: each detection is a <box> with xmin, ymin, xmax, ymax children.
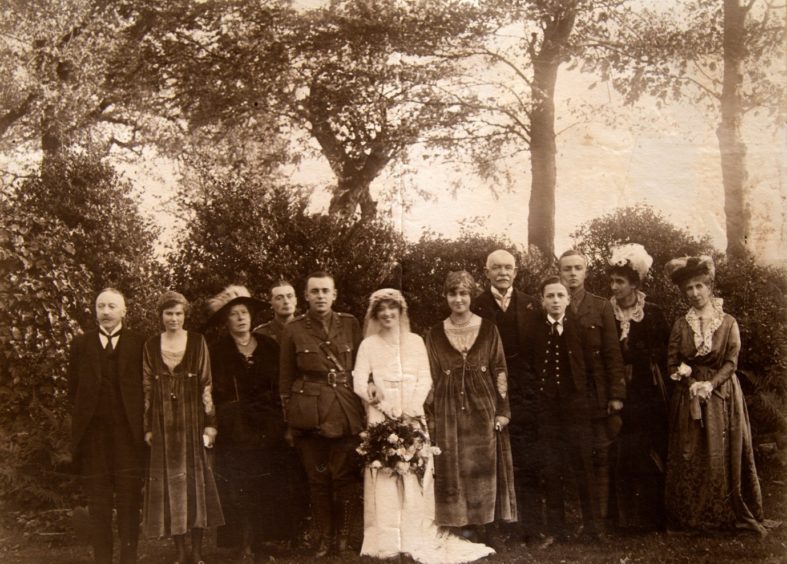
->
<box><xmin>101</xmin><ymin>330</ymin><xmax>117</xmax><ymax>353</ymax></box>
<box><xmin>550</xmin><ymin>321</ymin><xmax>559</xmax><ymax>336</ymax></box>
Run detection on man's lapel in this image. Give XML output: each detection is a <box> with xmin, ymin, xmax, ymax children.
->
<box><xmin>88</xmin><ymin>330</ymin><xmax>103</xmax><ymax>383</ymax></box>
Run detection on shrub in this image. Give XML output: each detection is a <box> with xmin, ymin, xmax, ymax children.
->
<box><xmin>0</xmin><ymin>201</ymin><xmax>92</xmax><ymax>508</ymax></box>
<box><xmin>168</xmin><ymin>170</ymin><xmax>407</xmax><ymax>329</ymax></box>
<box><xmin>11</xmin><ymin>151</ymin><xmax>162</xmax><ymax>332</ymax></box>
<box><xmin>571</xmin><ymin>204</ymin><xmax>787</xmax><ymax>403</ymax></box>
<box><xmin>400</xmin><ymin>232</ymin><xmax>553</xmax><ymax>333</ymax></box>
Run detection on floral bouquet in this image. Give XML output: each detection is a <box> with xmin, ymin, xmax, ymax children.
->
<box><xmin>356</xmin><ymin>417</ymin><xmax>441</xmax><ymax>486</ymax></box>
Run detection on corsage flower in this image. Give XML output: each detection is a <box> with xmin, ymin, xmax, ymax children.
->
<box><xmin>671</xmin><ymin>362</ymin><xmax>692</xmax><ymax>381</ymax></box>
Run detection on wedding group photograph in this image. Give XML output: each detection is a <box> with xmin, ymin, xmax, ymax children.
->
<box><xmin>0</xmin><ymin>1</ymin><xmax>785</xmax><ymax>563</ymax></box>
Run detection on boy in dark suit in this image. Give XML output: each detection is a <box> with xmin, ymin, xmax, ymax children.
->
<box><xmin>524</xmin><ymin>276</ymin><xmax>601</xmax><ymax>546</ymax></box>
<box><xmin>68</xmin><ymin>288</ymin><xmax>145</xmax><ymax>563</ymax></box>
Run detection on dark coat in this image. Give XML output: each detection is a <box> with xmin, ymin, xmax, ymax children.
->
<box><xmin>471</xmin><ymin>287</ymin><xmax>537</xmax><ymax>358</ymax></box>
<box><xmin>572</xmin><ymin>291</ymin><xmax>626</xmax><ymax>414</ymax></box>
<box><xmin>522</xmin><ymin>311</ymin><xmax>587</xmax><ymax>397</ymax></box>
<box><xmin>279</xmin><ymin>311</ymin><xmax>365</xmax><ymax>437</ymax></box>
<box><xmin>211</xmin><ymin>331</ymin><xmax>285</xmax><ymax>449</ymax></box>
<box><xmin>68</xmin><ymin>328</ymin><xmax>145</xmax><ymax>458</ymax></box>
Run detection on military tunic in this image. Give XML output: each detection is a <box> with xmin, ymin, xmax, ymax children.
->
<box><xmin>254</xmin><ymin>318</ymin><xmax>286</xmax><ymax>344</ymax></box>
<box><xmin>279</xmin><ymin>309</ymin><xmax>365</xmax><ymax>545</ymax></box>
<box><xmin>280</xmin><ymin>310</ymin><xmax>365</xmax><ymax>437</ymax></box>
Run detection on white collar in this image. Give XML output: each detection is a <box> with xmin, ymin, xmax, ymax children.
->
<box><xmin>546</xmin><ymin>313</ymin><xmax>565</xmax><ymax>325</ymax></box>
<box><xmin>99</xmin><ymin>323</ymin><xmax>123</xmax><ymax>345</ymax></box>
<box><xmin>491</xmin><ymin>286</ymin><xmax>513</xmax><ymax>301</ymax></box>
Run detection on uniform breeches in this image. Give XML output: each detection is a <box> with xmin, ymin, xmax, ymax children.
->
<box><xmin>296</xmin><ymin>434</ymin><xmax>360</xmax><ymax>535</ymax></box>
<box><xmin>79</xmin><ymin>418</ymin><xmax>143</xmax><ymax>564</ymax></box>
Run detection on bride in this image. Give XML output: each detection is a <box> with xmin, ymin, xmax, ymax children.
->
<box><xmin>353</xmin><ymin>288</ymin><xmax>495</xmax><ymax>563</ymax></box>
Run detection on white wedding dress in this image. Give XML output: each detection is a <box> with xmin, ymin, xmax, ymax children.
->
<box><xmin>353</xmin><ymin>333</ymin><xmax>495</xmax><ymax>563</ymax></box>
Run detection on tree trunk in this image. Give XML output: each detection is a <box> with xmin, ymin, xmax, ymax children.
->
<box><xmin>528</xmin><ymin>5</ymin><xmax>577</xmax><ymax>258</ymax></box>
<box><xmin>328</xmin><ymin>175</ymin><xmax>378</xmax><ymax>220</ymax></box>
<box><xmin>717</xmin><ymin>0</ymin><xmax>750</xmax><ymax>258</ymax></box>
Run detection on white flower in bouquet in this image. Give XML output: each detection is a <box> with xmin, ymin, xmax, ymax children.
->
<box><xmin>370</xmin><ymin>460</ymin><xmax>383</xmax><ymax>469</ymax></box>
<box><xmin>359</xmin><ymin>431</ymin><xmax>369</xmax><ymax>439</ymax></box>
<box><xmin>395</xmin><ymin>460</ymin><xmax>411</xmax><ymax>475</ymax></box>
<box><xmin>387</xmin><ymin>433</ymin><xmax>400</xmax><ymax>444</ymax></box>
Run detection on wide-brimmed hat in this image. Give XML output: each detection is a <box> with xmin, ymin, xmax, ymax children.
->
<box><xmin>608</xmin><ymin>243</ymin><xmax>653</xmax><ymax>282</ymax></box>
<box><xmin>206</xmin><ymin>285</ymin><xmax>265</xmax><ymax>325</ymax></box>
<box><xmin>664</xmin><ymin>255</ymin><xmax>715</xmax><ymax>286</ymax></box>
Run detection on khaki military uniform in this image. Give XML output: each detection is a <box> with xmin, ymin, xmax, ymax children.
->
<box><xmin>279</xmin><ymin>310</ymin><xmax>364</xmax><ymax>551</ymax></box>
<box><xmin>253</xmin><ymin>318</ymin><xmax>286</xmax><ymax>344</ymax></box>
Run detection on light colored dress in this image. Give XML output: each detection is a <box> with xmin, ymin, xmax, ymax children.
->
<box><xmin>353</xmin><ymin>332</ymin><xmax>495</xmax><ymax>563</ymax></box>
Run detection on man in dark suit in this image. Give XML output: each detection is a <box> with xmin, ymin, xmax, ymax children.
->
<box><xmin>524</xmin><ymin>276</ymin><xmax>599</xmax><ymax>545</ymax></box>
<box><xmin>558</xmin><ymin>250</ymin><xmax>626</xmax><ymax>529</ymax></box>
<box><xmin>471</xmin><ymin>249</ymin><xmax>541</xmax><ymax>542</ymax></box>
<box><xmin>68</xmin><ymin>288</ymin><xmax>145</xmax><ymax>564</ymax></box>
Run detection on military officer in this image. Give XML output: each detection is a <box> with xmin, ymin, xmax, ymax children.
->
<box><xmin>279</xmin><ymin>271</ymin><xmax>364</xmax><ymax>557</ymax></box>
<box><xmin>254</xmin><ymin>280</ymin><xmax>297</xmax><ymax>343</ymax></box>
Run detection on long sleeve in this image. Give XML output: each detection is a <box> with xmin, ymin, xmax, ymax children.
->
<box><xmin>352</xmin><ymin>338</ymin><xmax>372</xmax><ymax>403</ymax></box>
<box><xmin>600</xmin><ymin>300</ymin><xmax>627</xmax><ymax>401</ymax></box>
<box><xmin>408</xmin><ymin>335</ymin><xmax>432</xmax><ymax>417</ymax></box>
<box><xmin>711</xmin><ymin>317</ymin><xmax>740</xmax><ymax>389</ymax></box>
<box><xmin>423</xmin><ymin>329</ymin><xmax>440</xmax><ymax>437</ymax></box>
<box><xmin>142</xmin><ymin>341</ymin><xmax>154</xmax><ymax>434</ymax></box>
<box><xmin>279</xmin><ymin>324</ymin><xmax>297</xmax><ymax>401</ymax></box>
<box><xmin>489</xmin><ymin>325</ymin><xmax>511</xmax><ymax>419</ymax></box>
<box><xmin>667</xmin><ymin>318</ymin><xmax>684</xmax><ymax>376</ymax></box>
<box><xmin>196</xmin><ymin>335</ymin><xmax>216</xmax><ymax>429</ymax></box>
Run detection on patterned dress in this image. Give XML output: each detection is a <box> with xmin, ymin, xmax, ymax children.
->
<box><xmin>665</xmin><ymin>299</ymin><xmax>764</xmax><ymax>531</ymax></box>
<box><xmin>142</xmin><ymin>332</ymin><xmax>224</xmax><ymax>537</ymax></box>
<box><xmin>424</xmin><ymin>316</ymin><xmax>517</xmax><ymax>527</ymax></box>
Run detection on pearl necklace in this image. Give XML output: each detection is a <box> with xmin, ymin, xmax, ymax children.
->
<box><xmin>449</xmin><ymin>315</ymin><xmax>473</xmax><ymax>328</ymax></box>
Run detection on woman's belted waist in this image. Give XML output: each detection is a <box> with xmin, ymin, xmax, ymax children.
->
<box><xmin>301</xmin><ymin>371</ymin><xmax>350</xmax><ymax>387</ymax></box>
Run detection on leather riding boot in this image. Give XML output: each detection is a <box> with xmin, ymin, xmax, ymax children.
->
<box><xmin>335</xmin><ymin>498</ymin><xmax>354</xmax><ymax>556</ymax></box>
<box><xmin>312</xmin><ymin>493</ymin><xmax>334</xmax><ymax>558</ymax></box>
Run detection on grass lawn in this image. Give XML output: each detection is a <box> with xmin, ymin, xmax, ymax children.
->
<box><xmin>1</xmin><ymin>472</ymin><xmax>784</xmax><ymax>563</ymax></box>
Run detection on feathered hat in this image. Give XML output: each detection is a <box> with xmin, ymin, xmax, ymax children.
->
<box><xmin>664</xmin><ymin>256</ymin><xmax>715</xmax><ymax>286</ymax></box>
<box><xmin>206</xmin><ymin>285</ymin><xmax>265</xmax><ymax>325</ymax></box>
<box><xmin>608</xmin><ymin>243</ymin><xmax>653</xmax><ymax>282</ymax></box>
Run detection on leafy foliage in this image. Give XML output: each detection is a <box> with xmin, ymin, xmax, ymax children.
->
<box><xmin>571</xmin><ymin>205</ymin><xmax>787</xmax><ymax>400</ymax></box>
<box><xmin>401</xmin><ymin>231</ymin><xmax>553</xmax><ymax>333</ymax></box>
<box><xmin>111</xmin><ymin>0</ymin><xmax>487</xmax><ymax>219</ymax></box>
<box><xmin>168</xmin><ymin>168</ymin><xmax>407</xmax><ymax>329</ymax></box>
<box><xmin>9</xmin><ymin>151</ymin><xmax>161</xmax><ymax>331</ymax></box>
<box><xmin>0</xmin><ymin>200</ymin><xmax>91</xmax><ymax>507</ymax></box>
<box><xmin>0</xmin><ymin>0</ymin><xmax>143</xmax><ymax>160</ymax></box>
